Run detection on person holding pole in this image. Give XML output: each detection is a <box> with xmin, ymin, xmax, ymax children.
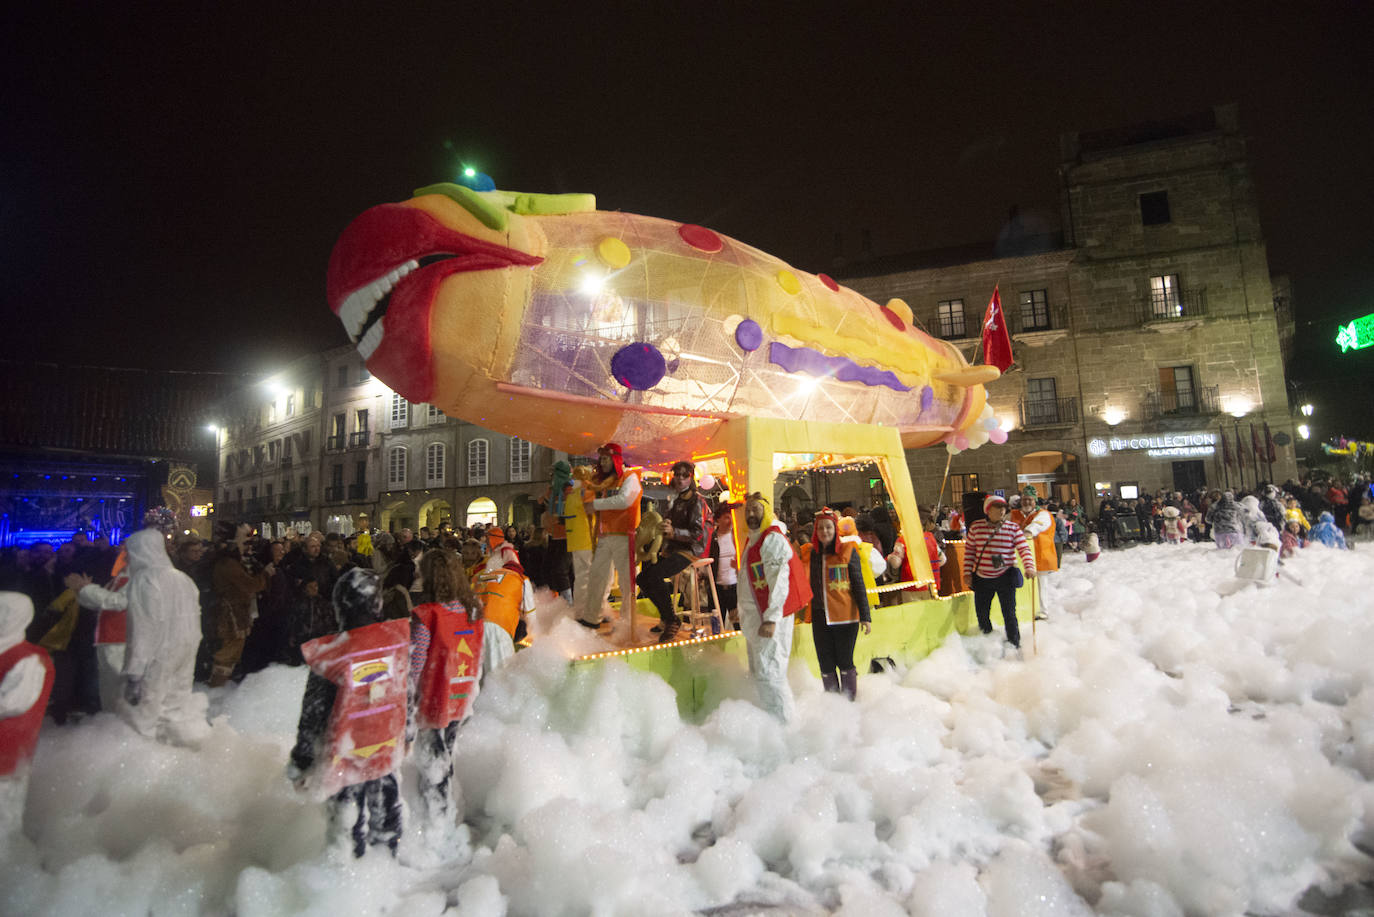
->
<box><xmin>576</xmin><ymin>443</ymin><xmax>641</xmax><ymax>635</ymax></box>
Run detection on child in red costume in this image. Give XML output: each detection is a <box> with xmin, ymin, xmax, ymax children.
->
<box><xmin>290</xmin><ymin>568</ymin><xmax>410</xmax><ymax>859</ymax></box>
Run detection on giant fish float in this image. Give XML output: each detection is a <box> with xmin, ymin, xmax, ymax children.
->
<box><xmin>327</xmin><ymin>180</ymin><xmax>1006</xmax><ymax>586</ymax></box>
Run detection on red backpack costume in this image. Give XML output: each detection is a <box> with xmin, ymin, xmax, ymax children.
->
<box><xmin>300</xmin><ymin>617</ymin><xmax>410</xmax><ymax>796</ymax></box>
<box><xmin>411</xmin><ymin>601</ymin><xmax>484</xmax><ymax>731</ymax></box>
<box><xmin>94</xmin><ymin>551</ymin><xmax>130</xmax><ymax>645</ymax></box>
<box><xmin>744</xmin><ymin>524</ymin><xmax>812</xmax><ymax>617</ymax></box>
<box><xmin>0</xmin><ymin>641</ymin><xmax>54</xmax><ymax>776</ymax></box>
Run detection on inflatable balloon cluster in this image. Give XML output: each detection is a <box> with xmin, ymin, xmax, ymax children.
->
<box><xmin>943</xmin><ymin>404</ymin><xmax>1007</xmax><ymax>455</ymax></box>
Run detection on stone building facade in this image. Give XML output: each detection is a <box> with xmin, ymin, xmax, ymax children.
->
<box><xmin>214</xmin><ymin>345</ymin><xmax>557</xmax><ymax>536</ymax></box>
<box><xmin>843</xmin><ymin>104</ymin><xmax>1298</xmax><ymax>510</ymax></box>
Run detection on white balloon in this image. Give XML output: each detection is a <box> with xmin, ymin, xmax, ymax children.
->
<box><xmin>698</xmin><ymin>473</ymin><xmax>716</xmax><ymax>490</ymax></box>
<box><xmin>946</xmin><ymin>443</ymin><xmax>962</xmax><ymax>455</ymax></box>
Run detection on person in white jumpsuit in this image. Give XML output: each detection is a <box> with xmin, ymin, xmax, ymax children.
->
<box><xmin>736</xmin><ymin>494</ymin><xmax>796</xmax><ymax>723</ymax></box>
<box><xmin>79</xmin><ymin>528</ymin><xmax>208</xmax><ymax>746</ymax></box>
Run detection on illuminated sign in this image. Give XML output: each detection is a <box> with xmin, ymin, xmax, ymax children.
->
<box><xmin>190</xmin><ymin>503</ymin><xmax>213</xmax><ymax>517</ymax></box>
<box><xmin>1336</xmin><ymin>313</ymin><xmax>1374</xmax><ymax>353</ymax></box>
<box><xmin>1094</xmin><ymin>433</ymin><xmax>1216</xmax><ymax>459</ymax></box>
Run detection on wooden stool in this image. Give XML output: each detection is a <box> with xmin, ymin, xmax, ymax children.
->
<box><xmin>673</xmin><ymin>557</ymin><xmax>724</xmax><ymax>635</ymax></box>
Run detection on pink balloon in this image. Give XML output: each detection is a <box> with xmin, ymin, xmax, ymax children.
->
<box><xmin>954</xmin><ymin>433</ymin><xmax>970</xmax><ymax>450</ymax></box>
<box><xmin>988</xmin><ymin>428</ymin><xmax>1009</xmax><ymax>445</ymax></box>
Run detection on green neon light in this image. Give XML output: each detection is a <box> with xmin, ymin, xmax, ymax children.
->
<box><xmin>1336</xmin><ymin>312</ymin><xmax>1374</xmax><ymax>352</ymax></box>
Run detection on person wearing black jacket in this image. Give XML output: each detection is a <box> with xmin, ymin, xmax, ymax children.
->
<box><xmin>638</xmin><ymin>460</ymin><xmax>710</xmax><ymax>644</ymax></box>
<box><xmin>807</xmin><ymin>509</ymin><xmax>871</xmax><ymax>701</ymax></box>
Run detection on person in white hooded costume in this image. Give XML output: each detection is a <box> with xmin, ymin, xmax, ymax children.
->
<box><xmin>78</xmin><ymin>528</ymin><xmax>208</xmax><ymax>746</ymax></box>
<box><xmin>736</xmin><ymin>493</ymin><xmax>801</xmax><ymax>723</ymax></box>
<box><xmin>0</xmin><ymin>592</ymin><xmax>55</xmax><ymax>843</ymax></box>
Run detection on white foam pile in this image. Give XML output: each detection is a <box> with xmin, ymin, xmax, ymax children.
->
<box><xmin>4</xmin><ymin>542</ymin><xmax>1373</xmax><ymax>915</ymax></box>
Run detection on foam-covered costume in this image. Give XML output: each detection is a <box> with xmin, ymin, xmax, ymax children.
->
<box><xmin>77</xmin><ymin>546</ymin><xmax>130</xmax><ymax>713</ymax></box>
<box><xmin>738</xmin><ymin>495</ymin><xmax>810</xmax><ymax>721</ymax></box>
<box><xmin>78</xmin><ymin>528</ymin><xmax>207</xmax><ymax>745</ymax></box>
<box><xmin>1308</xmin><ymin>512</ymin><xmax>1349</xmax><ymax>549</ymax></box>
<box><xmin>407</xmin><ymin>598</ymin><xmax>513</xmax><ymax>848</ymax></box>
<box><xmin>0</xmin><ymin>593</ymin><xmax>55</xmax><ymax>842</ymax></box>
<box><xmin>577</xmin><ymin>443</ymin><xmax>641</xmax><ymax>629</ymax></box>
<box><xmin>292</xmin><ymin>568</ymin><xmax>410</xmax><ymax>859</ymax></box>
<box><xmin>1206</xmin><ymin>492</ymin><xmax>1245</xmax><ymax>549</ymax></box>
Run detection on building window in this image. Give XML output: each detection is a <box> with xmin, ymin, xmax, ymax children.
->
<box><xmin>356</xmin><ymin>409</ymin><xmax>369</xmax><ymax>432</ymax></box>
<box><xmin>300</xmin><ymin>475</ymin><xmax>309</xmax><ymax>503</ymax></box>
<box><xmin>1018</xmin><ymin>289</ymin><xmax>1050</xmax><ymax>331</ymax></box>
<box><xmin>268</xmin><ymin>440</ymin><xmax>279</xmax><ymax>461</ymax></box>
<box><xmin>337</xmin><ymin>365</ymin><xmax>349</xmax><ymax>388</ymax></box>
<box><xmin>285</xmin><ymin>394</ymin><xmax>295</xmax><ymax>416</ymax></box>
<box><xmin>937</xmin><ymin>299</ymin><xmax>966</xmax><ymax>339</ymax></box>
<box><xmin>509</xmin><ymin>437</ymin><xmax>532</xmax><ymax>482</ymax></box>
<box><xmin>388</xmin><ymin>446</ymin><xmax>408</xmax><ymax>488</ymax></box>
<box><xmin>359</xmin><ymin>365</ymin><xmax>370</xmax><ymax>382</ymax></box>
<box><xmin>467</xmin><ymin>438</ymin><xmax>489</xmax><ymax>486</ymax></box>
<box><xmin>1140</xmin><ymin>190</ymin><xmax>1171</xmax><ymax>226</ymax></box>
<box><xmin>950</xmin><ymin>473</ymin><xmax>980</xmax><ymax>506</ymax></box>
<box><xmin>1026</xmin><ymin>377</ymin><xmax>1060</xmax><ymax>425</ymax></box>
<box><xmin>427</xmin><ymin>403</ymin><xmax>444</xmax><ymax>422</ymax></box>
<box><xmin>426</xmin><ymin>443</ymin><xmax>446</xmax><ymax>486</ymax></box>
<box><xmin>1149</xmin><ymin>274</ymin><xmax>1182</xmax><ymax>318</ymax></box>
<box><xmin>390</xmin><ymin>393</ymin><xmax>409</xmax><ymax>427</ymax></box>
<box><xmin>1159</xmin><ymin>365</ymin><xmax>1197</xmax><ymax>413</ymax></box>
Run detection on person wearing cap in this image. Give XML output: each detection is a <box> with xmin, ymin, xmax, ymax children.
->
<box><xmin>639</xmin><ymin>460</ymin><xmax>711</xmax><ymax>643</ymax></box>
<box><xmin>709</xmin><ymin>504</ymin><xmax>740</xmax><ymax>630</ymax></box>
<box><xmin>1021</xmin><ymin>495</ymin><xmax>1059</xmax><ymax>574</ymax></box>
<box><xmin>962</xmin><ymin>495</ymin><xmax>1036</xmax><ymax>653</ymax></box>
<box><xmin>577</xmin><ymin>443</ymin><xmax>642</xmax><ymax>630</ymax></box>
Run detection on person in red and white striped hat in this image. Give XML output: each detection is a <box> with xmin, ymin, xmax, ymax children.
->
<box><xmin>962</xmin><ymin>495</ymin><xmax>1036</xmax><ymax>651</ymax></box>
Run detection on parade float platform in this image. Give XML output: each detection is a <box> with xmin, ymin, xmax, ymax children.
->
<box><xmin>570</xmin><ymin>579</ymin><xmax>1040</xmax><ymax>719</ymax></box>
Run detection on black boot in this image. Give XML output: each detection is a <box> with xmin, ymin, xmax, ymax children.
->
<box><xmin>839</xmin><ymin>668</ymin><xmax>858</xmax><ymax>701</ymax></box>
<box><xmin>656</xmin><ymin>618</ymin><xmax>681</xmax><ymax>644</ymax></box>
<box><xmin>821</xmin><ymin>672</ymin><xmax>840</xmax><ymax>693</ymax></box>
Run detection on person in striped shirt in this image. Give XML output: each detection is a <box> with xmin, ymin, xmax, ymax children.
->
<box><xmin>962</xmin><ymin>494</ymin><xmax>1037</xmax><ymax>650</ymax></box>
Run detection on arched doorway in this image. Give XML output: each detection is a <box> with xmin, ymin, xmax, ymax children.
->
<box><xmin>777</xmin><ymin>484</ymin><xmax>814</xmax><ymax>525</ymax></box>
<box><xmin>466</xmin><ymin>497</ymin><xmax>497</xmax><ymax>526</ymax></box>
<box><xmin>378</xmin><ymin>499</ymin><xmax>408</xmax><ymax>533</ymax></box>
<box><xmin>1016</xmin><ymin>451</ymin><xmax>1081</xmax><ymax>504</ymax></box>
<box><xmin>417</xmin><ymin>498</ymin><xmax>452</xmax><ymax>530</ymax></box>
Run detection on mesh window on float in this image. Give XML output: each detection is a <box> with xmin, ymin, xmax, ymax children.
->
<box><xmin>937</xmin><ymin>299</ymin><xmax>966</xmax><ymax>339</ymax></box>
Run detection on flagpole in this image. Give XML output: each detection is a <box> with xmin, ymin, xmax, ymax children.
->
<box><xmin>933</xmin><ymin>450</ymin><xmax>954</xmax><ymax>520</ymax></box>
<box><xmin>1233</xmin><ymin>419</ymin><xmax>1246</xmax><ymax>492</ymax></box>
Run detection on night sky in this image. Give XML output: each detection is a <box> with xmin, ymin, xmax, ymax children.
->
<box><xmin>3</xmin><ymin>4</ymin><xmax>1372</xmax><ymax>420</ymax></box>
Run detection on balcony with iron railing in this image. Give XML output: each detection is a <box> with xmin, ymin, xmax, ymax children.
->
<box><xmin>324</xmin><ymin>485</ymin><xmax>346</xmax><ymax>503</ymax></box>
<box><xmin>1012</xmin><ymin>301</ymin><xmax>1068</xmax><ymax>336</ymax></box>
<box><xmin>1142</xmin><ymin>384</ymin><xmax>1220</xmax><ymax>420</ymax></box>
<box><xmin>326</xmin><ymin>434</ymin><xmax>346</xmax><ymax>451</ymax></box>
<box><xmin>244</xmin><ymin>498</ymin><xmax>266</xmax><ymax>516</ymax></box>
<box><xmin>278</xmin><ymin>492</ymin><xmax>294</xmax><ymax>511</ymax></box>
<box><xmin>1018</xmin><ymin>396</ymin><xmax>1079</xmax><ymax>429</ymax></box>
<box><xmin>349</xmin><ymin>431</ymin><xmax>371</xmax><ymax>448</ymax></box>
<box><xmin>348</xmin><ymin>483</ymin><xmax>368</xmax><ymax>500</ymax></box>
<box><xmin>1138</xmin><ymin>288</ymin><xmax>1207</xmax><ymax>325</ymax></box>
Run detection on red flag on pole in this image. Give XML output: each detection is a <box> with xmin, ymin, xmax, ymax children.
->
<box><xmin>1263</xmin><ymin>422</ymin><xmax>1277</xmax><ymax>463</ymax></box>
<box><xmin>1220</xmin><ymin>428</ymin><xmax>1233</xmax><ymax>467</ymax></box>
<box><xmin>1250</xmin><ymin>423</ymin><xmax>1263</xmax><ymax>458</ymax></box>
<box><xmin>981</xmin><ymin>285</ymin><xmax>1015</xmax><ymax>372</ymax></box>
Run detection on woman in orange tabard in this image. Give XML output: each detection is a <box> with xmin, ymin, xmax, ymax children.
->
<box><xmin>807</xmin><ymin>509</ymin><xmax>871</xmax><ymax>700</ymax></box>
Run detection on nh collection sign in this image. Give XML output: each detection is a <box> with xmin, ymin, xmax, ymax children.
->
<box><xmin>1088</xmin><ymin>432</ymin><xmax>1216</xmax><ymax>459</ymax></box>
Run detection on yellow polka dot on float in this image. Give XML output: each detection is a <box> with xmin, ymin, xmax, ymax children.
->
<box><xmin>596</xmin><ymin>236</ymin><xmax>632</xmax><ymax>269</ymax></box>
<box><xmin>776</xmin><ymin>269</ymin><xmax>801</xmax><ymax>295</ymax></box>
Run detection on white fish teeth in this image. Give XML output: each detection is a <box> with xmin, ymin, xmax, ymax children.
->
<box><xmin>337</xmin><ymin>259</ymin><xmax>421</xmax><ymax>344</ymax></box>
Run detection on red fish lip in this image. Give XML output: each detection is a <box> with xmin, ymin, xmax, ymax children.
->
<box><xmin>325</xmin><ymin>203</ymin><xmax>542</xmax><ymax>402</ymax></box>
<box><xmin>326</xmin><ymin>203</ymin><xmax>541</xmax><ymax>313</ymax></box>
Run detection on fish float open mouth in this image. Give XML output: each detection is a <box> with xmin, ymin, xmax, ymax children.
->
<box><xmin>326</xmin><ymin>203</ymin><xmax>542</xmax><ymax>366</ymax></box>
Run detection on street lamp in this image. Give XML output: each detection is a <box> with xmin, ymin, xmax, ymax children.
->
<box><xmin>1300</xmin><ymin>403</ymin><xmax>1314</xmax><ymax>417</ymax></box>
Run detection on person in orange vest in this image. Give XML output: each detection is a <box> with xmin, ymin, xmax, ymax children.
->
<box><xmin>471</xmin><ymin>558</ymin><xmax>533</xmax><ymax>643</ymax></box>
<box><xmin>577</xmin><ymin>443</ymin><xmax>641</xmax><ymax>630</ymax></box>
<box><xmin>290</xmin><ymin>568</ymin><xmax>411</xmax><ymax>859</ymax></box>
<box><xmin>1022</xmin><ymin>494</ymin><xmax>1059</xmax><ymax>575</ymax></box>
<box><xmin>739</xmin><ymin>493</ymin><xmax>811</xmax><ymax>722</ymax></box>
<box><xmin>408</xmin><ymin>550</ymin><xmax>513</xmax><ymax>854</ymax></box>
<box><xmin>0</xmin><ymin>592</ymin><xmax>55</xmax><ymax>841</ymax></box>
<box><xmin>807</xmin><ymin>510</ymin><xmax>871</xmax><ymax>700</ymax></box>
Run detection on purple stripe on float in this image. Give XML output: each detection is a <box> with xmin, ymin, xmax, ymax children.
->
<box><xmin>767</xmin><ymin>342</ymin><xmax>910</xmax><ymax>392</ymax></box>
